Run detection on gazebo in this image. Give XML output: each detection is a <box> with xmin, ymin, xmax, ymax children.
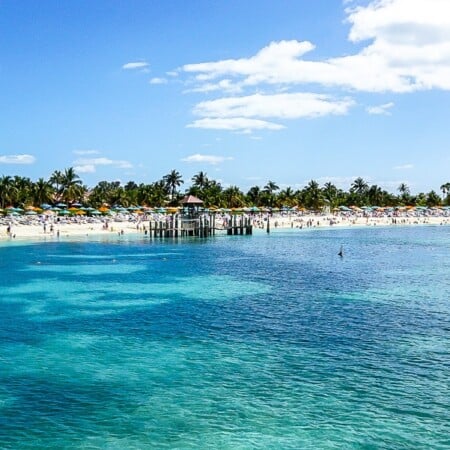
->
<box><xmin>180</xmin><ymin>195</ymin><xmax>203</xmax><ymax>217</ymax></box>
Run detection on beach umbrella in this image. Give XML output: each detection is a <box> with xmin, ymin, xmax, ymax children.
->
<box><xmin>71</xmin><ymin>202</ymin><xmax>82</xmax><ymax>207</ymax></box>
<box><xmin>58</xmin><ymin>209</ymin><xmax>71</xmax><ymax>215</ymax></box>
<box><xmin>56</xmin><ymin>203</ymin><xmax>67</xmax><ymax>208</ymax></box>
<box><xmin>90</xmin><ymin>210</ymin><xmax>101</xmax><ymax>215</ymax></box>
<box><xmin>40</xmin><ymin>203</ymin><xmax>52</xmax><ymax>209</ymax></box>
<box><xmin>25</xmin><ymin>210</ymin><xmax>37</xmax><ymax>215</ymax></box>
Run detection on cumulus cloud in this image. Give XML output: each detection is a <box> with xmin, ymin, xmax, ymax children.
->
<box><xmin>122</xmin><ymin>61</ymin><xmax>149</xmax><ymax>70</ymax></box>
<box><xmin>187</xmin><ymin>118</ymin><xmax>285</xmax><ymax>133</ymax></box>
<box><xmin>176</xmin><ymin>0</ymin><xmax>450</xmax><ymax>134</ymax></box>
<box><xmin>0</xmin><ymin>154</ymin><xmax>36</xmax><ymax>164</ymax></box>
<box><xmin>181</xmin><ymin>154</ymin><xmax>234</xmax><ymax>165</ymax></box>
<box><xmin>366</xmin><ymin>101</ymin><xmax>395</xmax><ymax>114</ymax></box>
<box><xmin>183</xmin><ymin>0</ymin><xmax>450</xmax><ymax>93</ymax></box>
<box><xmin>74</xmin><ymin>164</ymin><xmax>96</xmax><ymax>173</ymax></box>
<box><xmin>193</xmin><ymin>93</ymin><xmax>354</xmax><ymax>119</ymax></box>
<box><xmin>149</xmin><ymin>77</ymin><xmax>168</xmax><ymax>84</ymax></box>
<box><xmin>72</xmin><ymin>157</ymin><xmax>133</xmax><ymax>173</ymax></box>
<box><xmin>187</xmin><ymin>93</ymin><xmax>353</xmax><ymax>132</ymax></box>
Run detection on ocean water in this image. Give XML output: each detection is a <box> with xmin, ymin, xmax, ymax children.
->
<box><xmin>0</xmin><ymin>226</ymin><xmax>449</xmax><ymax>449</ymax></box>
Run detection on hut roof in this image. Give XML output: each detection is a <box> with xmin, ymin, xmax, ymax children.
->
<box><xmin>181</xmin><ymin>195</ymin><xmax>203</xmax><ymax>205</ymax></box>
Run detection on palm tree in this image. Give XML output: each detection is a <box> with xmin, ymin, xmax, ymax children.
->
<box><xmin>32</xmin><ymin>178</ymin><xmax>55</xmax><ymax>206</ymax></box>
<box><xmin>398</xmin><ymin>183</ymin><xmax>410</xmax><ymax>204</ymax></box>
<box><xmin>351</xmin><ymin>177</ymin><xmax>369</xmax><ymax>195</ymax></box>
<box><xmin>368</xmin><ymin>184</ymin><xmax>383</xmax><ymax>206</ymax></box>
<box><xmin>191</xmin><ymin>171</ymin><xmax>209</xmax><ymax>189</ymax></box>
<box><xmin>263</xmin><ymin>180</ymin><xmax>279</xmax><ymax>207</ymax></box>
<box><xmin>350</xmin><ymin>177</ymin><xmax>369</xmax><ymax>206</ymax></box>
<box><xmin>163</xmin><ymin>170</ymin><xmax>183</xmax><ymax>203</ymax></box>
<box><xmin>304</xmin><ymin>180</ymin><xmax>324</xmax><ymax>210</ymax></box>
<box><xmin>246</xmin><ymin>186</ymin><xmax>261</xmax><ymax>206</ymax></box>
<box><xmin>60</xmin><ymin>167</ymin><xmax>84</xmax><ymax>203</ymax></box>
<box><xmin>440</xmin><ymin>182</ymin><xmax>450</xmax><ymax>200</ymax></box>
<box><xmin>222</xmin><ymin>186</ymin><xmax>245</xmax><ymax>208</ymax></box>
<box><xmin>0</xmin><ymin>175</ymin><xmax>16</xmax><ymax>208</ymax></box>
<box><xmin>49</xmin><ymin>170</ymin><xmax>64</xmax><ymax>200</ymax></box>
<box><xmin>201</xmin><ymin>180</ymin><xmax>223</xmax><ymax>208</ymax></box>
<box><xmin>278</xmin><ymin>187</ymin><xmax>296</xmax><ymax>207</ymax></box>
<box><xmin>11</xmin><ymin>176</ymin><xmax>33</xmax><ymax>206</ymax></box>
<box><xmin>322</xmin><ymin>182</ymin><xmax>338</xmax><ymax>208</ymax></box>
<box><xmin>426</xmin><ymin>190</ymin><xmax>441</xmax><ymax>207</ymax></box>
<box><xmin>264</xmin><ymin>180</ymin><xmax>279</xmax><ymax>195</ymax></box>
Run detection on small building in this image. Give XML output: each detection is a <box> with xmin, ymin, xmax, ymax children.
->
<box><xmin>180</xmin><ymin>195</ymin><xmax>203</xmax><ymax>217</ymax></box>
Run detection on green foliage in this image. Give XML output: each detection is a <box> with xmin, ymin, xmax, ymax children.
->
<box><xmin>0</xmin><ymin>170</ymin><xmax>449</xmax><ymax>210</ymax></box>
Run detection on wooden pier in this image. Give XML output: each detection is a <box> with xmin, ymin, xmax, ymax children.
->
<box><xmin>146</xmin><ymin>213</ymin><xmax>252</xmax><ymax>239</ymax></box>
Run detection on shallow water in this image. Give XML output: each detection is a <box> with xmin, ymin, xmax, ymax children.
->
<box><xmin>1</xmin><ymin>227</ymin><xmax>449</xmax><ymax>449</ymax></box>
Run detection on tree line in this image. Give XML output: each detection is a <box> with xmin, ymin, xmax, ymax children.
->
<box><xmin>1</xmin><ymin>168</ymin><xmax>449</xmax><ymax>210</ymax></box>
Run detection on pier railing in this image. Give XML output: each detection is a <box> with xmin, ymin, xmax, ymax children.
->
<box><xmin>147</xmin><ymin>214</ymin><xmax>252</xmax><ymax>238</ymax></box>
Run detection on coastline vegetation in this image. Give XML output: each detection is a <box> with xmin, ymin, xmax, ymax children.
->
<box><xmin>0</xmin><ymin>168</ymin><xmax>449</xmax><ymax>210</ymax></box>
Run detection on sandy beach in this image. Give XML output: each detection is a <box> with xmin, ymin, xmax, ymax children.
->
<box><xmin>1</xmin><ymin>212</ymin><xmax>449</xmax><ymax>242</ymax></box>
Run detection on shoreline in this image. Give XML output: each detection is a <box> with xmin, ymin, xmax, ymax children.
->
<box><xmin>1</xmin><ymin>214</ymin><xmax>449</xmax><ymax>245</ymax></box>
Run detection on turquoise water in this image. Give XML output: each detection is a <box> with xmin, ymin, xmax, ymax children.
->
<box><xmin>0</xmin><ymin>227</ymin><xmax>449</xmax><ymax>449</ymax></box>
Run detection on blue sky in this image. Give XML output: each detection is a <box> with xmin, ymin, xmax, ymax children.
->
<box><xmin>1</xmin><ymin>0</ymin><xmax>449</xmax><ymax>194</ymax></box>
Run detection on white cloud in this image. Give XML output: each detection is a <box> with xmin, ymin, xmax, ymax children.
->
<box><xmin>73</xmin><ymin>157</ymin><xmax>133</xmax><ymax>173</ymax></box>
<box><xmin>394</xmin><ymin>163</ymin><xmax>414</xmax><ymax>169</ymax></box>
<box><xmin>366</xmin><ymin>101</ymin><xmax>395</xmax><ymax>115</ymax></box>
<box><xmin>122</xmin><ymin>61</ymin><xmax>149</xmax><ymax>70</ymax></box>
<box><xmin>73</xmin><ymin>149</ymin><xmax>100</xmax><ymax>155</ymax></box>
<box><xmin>149</xmin><ymin>77</ymin><xmax>168</xmax><ymax>84</ymax></box>
<box><xmin>0</xmin><ymin>154</ymin><xmax>35</xmax><ymax>164</ymax></box>
<box><xmin>74</xmin><ymin>164</ymin><xmax>95</xmax><ymax>173</ymax></box>
<box><xmin>181</xmin><ymin>1</ymin><xmax>450</xmax><ymax>93</ymax></box>
<box><xmin>187</xmin><ymin>117</ymin><xmax>285</xmax><ymax>133</ymax></box>
<box><xmin>193</xmin><ymin>93</ymin><xmax>354</xmax><ymax>119</ymax></box>
<box><xmin>186</xmin><ymin>93</ymin><xmax>353</xmax><ymax>132</ymax></box>
<box><xmin>181</xmin><ymin>154</ymin><xmax>234</xmax><ymax>165</ymax></box>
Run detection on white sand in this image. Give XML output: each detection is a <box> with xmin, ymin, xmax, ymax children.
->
<box><xmin>1</xmin><ymin>213</ymin><xmax>449</xmax><ymax>243</ymax></box>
